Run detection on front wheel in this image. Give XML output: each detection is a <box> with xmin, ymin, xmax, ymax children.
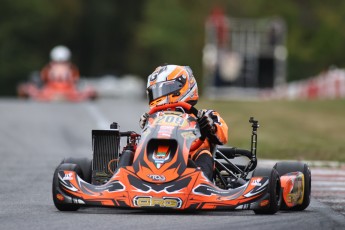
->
<box><xmin>61</xmin><ymin>157</ymin><xmax>92</xmax><ymax>183</ymax></box>
<box><xmin>52</xmin><ymin>163</ymin><xmax>84</xmax><ymax>211</ymax></box>
<box><xmin>253</xmin><ymin>167</ymin><xmax>282</xmax><ymax>215</ymax></box>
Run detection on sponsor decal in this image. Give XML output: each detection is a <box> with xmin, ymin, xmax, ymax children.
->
<box><xmin>133</xmin><ymin>196</ymin><xmax>182</xmax><ymax>208</ymax></box>
<box><xmin>63</xmin><ymin>172</ymin><xmax>73</xmax><ymax>181</ymax></box>
<box><xmin>147</xmin><ymin>174</ymin><xmax>166</xmax><ymax>182</ymax></box>
<box><xmin>244</xmin><ymin>178</ymin><xmax>268</xmax><ymax>198</ymax></box>
<box><xmin>157</xmin><ymin>125</ymin><xmax>174</xmax><ymax>139</ymax></box>
<box><xmin>58</xmin><ymin>171</ymin><xmax>78</xmax><ymax>192</ymax></box>
<box><xmin>251</xmin><ymin>179</ymin><xmax>262</xmax><ymax>186</ymax></box>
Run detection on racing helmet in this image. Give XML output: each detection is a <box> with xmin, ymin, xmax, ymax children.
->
<box><xmin>50</xmin><ymin>45</ymin><xmax>71</xmax><ymax>62</ymax></box>
<box><xmin>147</xmin><ymin>65</ymin><xmax>199</xmax><ymax>109</ymax></box>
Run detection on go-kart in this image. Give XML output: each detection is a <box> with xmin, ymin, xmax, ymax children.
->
<box><xmin>17</xmin><ymin>71</ymin><xmax>97</xmax><ymax>102</ymax></box>
<box><xmin>52</xmin><ymin>102</ymin><xmax>311</xmax><ymax>214</ymax></box>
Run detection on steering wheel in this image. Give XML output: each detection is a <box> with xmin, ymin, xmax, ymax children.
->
<box><xmin>148</xmin><ymin>102</ymin><xmax>205</xmax><ymax>151</ymax></box>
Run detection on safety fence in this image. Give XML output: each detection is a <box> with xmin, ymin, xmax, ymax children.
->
<box><xmin>260</xmin><ymin>68</ymin><xmax>345</xmax><ymax>100</ymax></box>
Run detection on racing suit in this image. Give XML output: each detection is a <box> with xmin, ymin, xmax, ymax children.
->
<box><xmin>190</xmin><ymin>109</ymin><xmax>228</xmax><ymax>180</ymax></box>
<box><xmin>140</xmin><ymin>109</ymin><xmax>228</xmax><ymax>181</ymax></box>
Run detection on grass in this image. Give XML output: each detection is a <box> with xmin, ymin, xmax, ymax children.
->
<box><xmin>198</xmin><ymin>99</ymin><xmax>345</xmax><ymax>162</ymax></box>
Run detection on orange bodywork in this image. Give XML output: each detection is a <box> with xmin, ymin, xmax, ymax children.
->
<box><xmin>57</xmin><ymin>168</ymin><xmax>269</xmax><ymax>210</ymax></box>
<box><xmin>54</xmin><ymin>104</ymin><xmax>270</xmax><ymax>210</ymax></box>
<box><xmin>280</xmin><ymin>172</ymin><xmax>305</xmax><ymax>208</ymax></box>
<box><xmin>18</xmin><ymin>62</ymin><xmax>97</xmax><ymax>102</ymax></box>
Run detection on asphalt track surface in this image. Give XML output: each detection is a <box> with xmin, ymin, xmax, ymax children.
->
<box><xmin>0</xmin><ymin>98</ymin><xmax>344</xmax><ymax>230</ymax></box>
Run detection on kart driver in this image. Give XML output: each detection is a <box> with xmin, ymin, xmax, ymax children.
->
<box><xmin>40</xmin><ymin>45</ymin><xmax>79</xmax><ymax>87</ymax></box>
<box><xmin>139</xmin><ymin>64</ymin><xmax>228</xmax><ymax>181</ymax></box>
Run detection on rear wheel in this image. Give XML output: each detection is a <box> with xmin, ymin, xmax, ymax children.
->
<box><xmin>52</xmin><ymin>163</ymin><xmax>84</xmax><ymax>211</ymax></box>
<box><xmin>253</xmin><ymin>167</ymin><xmax>282</xmax><ymax>215</ymax></box>
<box><xmin>274</xmin><ymin>161</ymin><xmax>311</xmax><ymax>211</ymax></box>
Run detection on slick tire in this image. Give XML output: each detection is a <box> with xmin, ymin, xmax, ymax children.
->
<box><xmin>253</xmin><ymin>167</ymin><xmax>282</xmax><ymax>215</ymax></box>
<box><xmin>52</xmin><ymin>163</ymin><xmax>84</xmax><ymax>211</ymax></box>
<box><xmin>274</xmin><ymin>161</ymin><xmax>311</xmax><ymax>211</ymax></box>
<box><xmin>61</xmin><ymin>157</ymin><xmax>92</xmax><ymax>183</ymax></box>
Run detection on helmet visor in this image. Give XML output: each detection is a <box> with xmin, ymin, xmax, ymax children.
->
<box><xmin>147</xmin><ymin>77</ymin><xmax>186</xmax><ymax>103</ymax></box>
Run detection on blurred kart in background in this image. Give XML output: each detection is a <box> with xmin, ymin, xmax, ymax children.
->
<box><xmin>18</xmin><ymin>72</ymin><xmax>145</xmax><ymax>102</ymax></box>
<box><xmin>16</xmin><ymin>45</ymin><xmax>145</xmax><ymax>102</ymax></box>
<box><xmin>17</xmin><ymin>45</ymin><xmax>97</xmax><ymax>102</ymax></box>
<box><xmin>17</xmin><ymin>70</ymin><xmax>97</xmax><ymax>102</ymax></box>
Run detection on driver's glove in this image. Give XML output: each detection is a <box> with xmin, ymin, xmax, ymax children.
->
<box><xmin>197</xmin><ymin>110</ymin><xmax>217</xmax><ymax>138</ymax></box>
<box><xmin>139</xmin><ymin>112</ymin><xmax>149</xmax><ymax>129</ymax></box>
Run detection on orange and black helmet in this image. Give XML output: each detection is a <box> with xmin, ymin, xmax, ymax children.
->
<box><xmin>147</xmin><ymin>65</ymin><xmax>199</xmax><ymax>109</ymax></box>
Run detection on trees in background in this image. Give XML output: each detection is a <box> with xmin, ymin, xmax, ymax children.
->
<box><xmin>0</xmin><ymin>0</ymin><xmax>344</xmax><ymax>95</ymax></box>
<box><xmin>0</xmin><ymin>0</ymin><xmax>145</xmax><ymax>95</ymax></box>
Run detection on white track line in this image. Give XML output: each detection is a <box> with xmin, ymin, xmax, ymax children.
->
<box><xmin>83</xmin><ymin>103</ymin><xmax>111</xmax><ymax>129</ymax></box>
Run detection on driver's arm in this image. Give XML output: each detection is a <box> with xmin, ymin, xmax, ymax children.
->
<box><xmin>213</xmin><ymin>113</ymin><xmax>228</xmax><ymax>145</ymax></box>
<box><xmin>198</xmin><ymin>110</ymin><xmax>228</xmax><ymax>145</ymax></box>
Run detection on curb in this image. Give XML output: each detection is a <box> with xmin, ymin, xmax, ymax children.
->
<box><xmin>257</xmin><ymin>159</ymin><xmax>345</xmax><ymax>169</ymax></box>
